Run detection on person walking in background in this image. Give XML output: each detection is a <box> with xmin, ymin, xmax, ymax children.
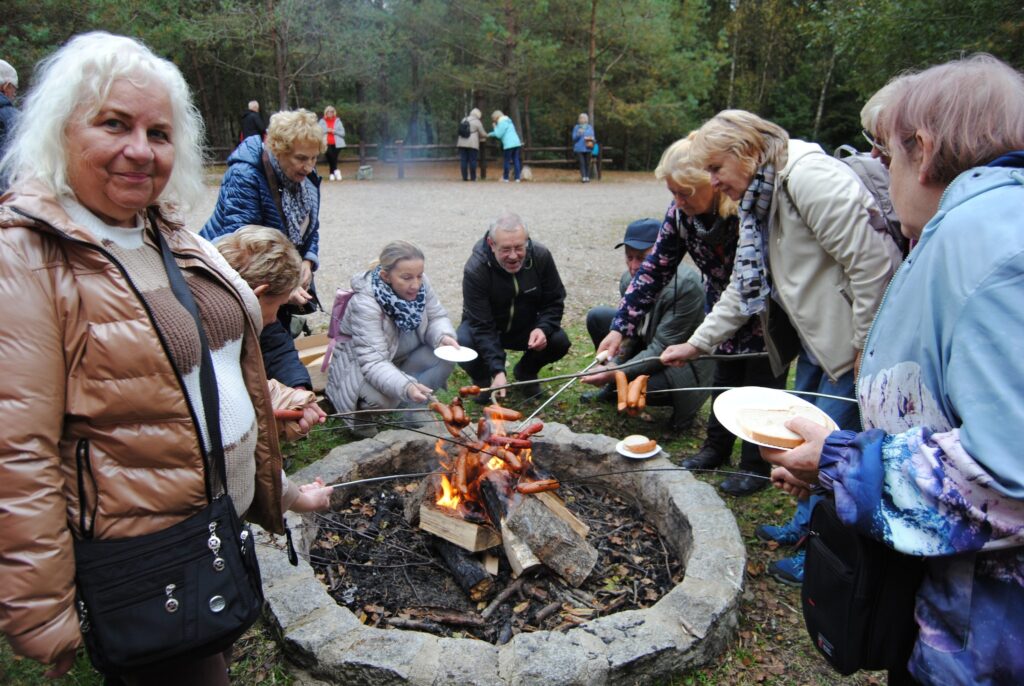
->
<box><xmin>456</xmin><ymin>107</ymin><xmax>488</xmax><ymax>181</ymax></box>
<box><xmin>572</xmin><ymin>113</ymin><xmax>596</xmax><ymax>183</ymax></box>
<box><xmin>0</xmin><ymin>59</ymin><xmax>18</xmax><ymax>191</ymax></box>
<box><xmin>489</xmin><ymin>110</ymin><xmax>523</xmax><ymax>182</ymax></box>
<box><xmin>240</xmin><ymin>99</ymin><xmax>266</xmax><ymax>141</ymax></box>
<box><xmin>582</xmin><ymin>218</ymin><xmax>713</xmax><ymax>432</ymax></box>
<box><xmin>319</xmin><ymin>105</ymin><xmax>346</xmax><ymax>181</ymax></box>
<box><xmin>326</xmin><ymin>241</ymin><xmax>458</xmax><ymax>428</ymax></box>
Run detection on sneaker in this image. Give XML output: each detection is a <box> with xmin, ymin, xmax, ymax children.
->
<box><xmin>755</xmin><ymin>519</ymin><xmax>806</xmax><ymax>546</ymax></box>
<box><xmin>501</xmin><ymin>178</ymin><xmax>510</xmax><ymax>183</ymax></box>
<box><xmin>336</xmin><ymin>172</ymin><xmax>343</xmax><ymax>181</ymax></box>
<box><xmin>769</xmin><ymin>550</ymin><xmax>805</xmax><ymax>586</ymax></box>
<box><xmin>514</xmin><ymin>179</ymin><xmax>521</xmax><ymax>183</ymax></box>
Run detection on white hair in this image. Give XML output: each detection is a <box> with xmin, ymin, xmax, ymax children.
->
<box><xmin>0</xmin><ymin>60</ymin><xmax>16</xmax><ymax>88</ymax></box>
<box><xmin>0</xmin><ymin>32</ymin><xmax>206</xmax><ymax>211</ymax></box>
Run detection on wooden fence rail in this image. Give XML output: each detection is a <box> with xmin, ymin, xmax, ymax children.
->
<box><xmin>207</xmin><ymin>141</ymin><xmax>612</xmax><ymax>180</ymax></box>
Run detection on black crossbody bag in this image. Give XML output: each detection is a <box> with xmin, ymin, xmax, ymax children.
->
<box><xmin>802</xmin><ymin>497</ymin><xmax>924</xmax><ymax>676</ymax></box>
<box><xmin>72</xmin><ymin>230</ymin><xmax>264</xmax><ymax>675</ymax></box>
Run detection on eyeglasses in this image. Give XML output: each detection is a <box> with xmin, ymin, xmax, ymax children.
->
<box><xmin>861</xmin><ymin>129</ymin><xmax>891</xmax><ymax>159</ymax></box>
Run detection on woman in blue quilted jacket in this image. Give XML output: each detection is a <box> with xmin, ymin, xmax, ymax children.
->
<box><xmin>202</xmin><ymin>110</ymin><xmax>324</xmax><ymax>321</ymax></box>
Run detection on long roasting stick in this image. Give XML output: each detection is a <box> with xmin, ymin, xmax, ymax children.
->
<box><xmin>644</xmin><ymin>385</ymin><xmax>858</xmax><ymax>404</ymax></box>
<box><xmin>518</xmin><ymin>350</ymin><xmax>610</xmax><ymax>425</ymax></box>
<box><xmin>475</xmin><ymin>352</ymin><xmax>769</xmax><ymax>395</ymax></box>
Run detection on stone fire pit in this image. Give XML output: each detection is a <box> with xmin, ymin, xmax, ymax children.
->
<box><xmin>256</xmin><ymin>423</ymin><xmax>745</xmax><ymax>685</ymax></box>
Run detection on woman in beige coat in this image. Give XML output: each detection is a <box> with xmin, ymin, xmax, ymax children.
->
<box><xmin>456</xmin><ymin>107</ymin><xmax>488</xmax><ymax>181</ymax></box>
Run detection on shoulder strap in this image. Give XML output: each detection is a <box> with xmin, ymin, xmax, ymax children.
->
<box><xmin>261</xmin><ymin>149</ymin><xmax>288</xmax><ymax>228</ymax></box>
<box><xmin>154</xmin><ymin>220</ymin><xmax>227</xmax><ymax>501</ymax></box>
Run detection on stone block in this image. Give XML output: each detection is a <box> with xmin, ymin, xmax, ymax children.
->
<box><xmin>498</xmin><ymin>630</ymin><xmax>608</xmax><ymax>685</ymax></box>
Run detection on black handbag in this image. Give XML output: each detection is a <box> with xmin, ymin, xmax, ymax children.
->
<box><xmin>72</xmin><ymin>228</ymin><xmax>265</xmax><ymax>675</ymax></box>
<box><xmin>802</xmin><ymin>497</ymin><xmax>924</xmax><ymax>676</ymax></box>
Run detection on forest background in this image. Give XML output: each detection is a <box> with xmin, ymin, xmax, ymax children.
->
<box><xmin>4</xmin><ymin>0</ymin><xmax>1024</xmax><ymax>169</ymax></box>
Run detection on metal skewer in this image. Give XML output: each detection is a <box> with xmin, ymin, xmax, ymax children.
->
<box><xmin>643</xmin><ymin>385</ymin><xmax>858</xmax><ymax>404</ymax></box>
<box><xmin>518</xmin><ymin>350</ymin><xmax>610</xmax><ymax>426</ymax></box>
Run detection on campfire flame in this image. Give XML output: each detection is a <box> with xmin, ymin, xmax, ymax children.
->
<box><xmin>486</xmin><ymin>456</ymin><xmax>505</xmax><ymax>470</ymax></box>
<box><xmin>436</xmin><ymin>474</ymin><xmax>461</xmax><ymax>510</ymax></box>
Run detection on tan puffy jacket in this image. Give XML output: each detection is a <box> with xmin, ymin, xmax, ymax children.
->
<box><xmin>0</xmin><ymin>184</ymin><xmax>286</xmax><ymax>664</ymax></box>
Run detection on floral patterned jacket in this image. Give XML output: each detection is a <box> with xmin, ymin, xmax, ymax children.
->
<box><xmin>610</xmin><ymin>202</ymin><xmax>764</xmax><ymax>354</ymax></box>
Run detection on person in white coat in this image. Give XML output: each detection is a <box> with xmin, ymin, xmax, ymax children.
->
<box><xmin>326</xmin><ymin>241</ymin><xmax>458</xmax><ymax>422</ymax></box>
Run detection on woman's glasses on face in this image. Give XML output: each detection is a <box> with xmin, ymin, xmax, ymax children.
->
<box><xmin>862</xmin><ymin>129</ymin><xmax>892</xmax><ymax>159</ymax></box>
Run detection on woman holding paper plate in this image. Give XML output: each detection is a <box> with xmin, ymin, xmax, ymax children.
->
<box><xmin>326</xmin><ymin>241</ymin><xmax>459</xmax><ymax>422</ymax></box>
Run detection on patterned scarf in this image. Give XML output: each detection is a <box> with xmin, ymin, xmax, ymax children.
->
<box><xmin>268</xmin><ymin>152</ymin><xmax>316</xmax><ymax>247</ymax></box>
<box><xmin>731</xmin><ymin>164</ymin><xmax>775</xmax><ymax>316</ymax></box>
<box><xmin>371</xmin><ymin>265</ymin><xmax>426</xmax><ymax>332</ymax></box>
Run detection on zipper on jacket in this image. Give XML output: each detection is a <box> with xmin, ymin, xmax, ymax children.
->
<box><xmin>506</xmin><ymin>274</ymin><xmax>519</xmax><ymax>334</ymax></box>
<box><xmin>9</xmin><ymin>208</ymin><xmax>220</xmax><ymax>497</ymax></box>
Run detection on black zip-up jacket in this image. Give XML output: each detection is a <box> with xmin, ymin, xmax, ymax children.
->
<box><xmin>461</xmin><ymin>233</ymin><xmax>566</xmax><ymax>375</ymax></box>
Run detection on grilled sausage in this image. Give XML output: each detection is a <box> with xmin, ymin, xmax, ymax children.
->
<box><xmin>517</xmin><ymin>479</ymin><xmax>560</xmax><ymax>494</ymax></box>
<box><xmin>615</xmin><ymin>371</ymin><xmax>628</xmax><ymax>412</ymax></box>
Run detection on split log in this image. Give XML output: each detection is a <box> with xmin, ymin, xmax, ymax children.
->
<box><xmin>504</xmin><ymin>495</ymin><xmax>599</xmax><ymax>587</ymax></box>
<box><xmin>431</xmin><ymin>536</ymin><xmax>495</xmax><ymax>602</ymax></box>
<box><xmin>479</xmin><ymin>470</ymin><xmax>541</xmax><ymax>577</ymax></box>
<box><xmin>404</xmin><ymin>475</ymin><xmax>440</xmax><ymax>525</ymax></box>
<box><xmin>419</xmin><ymin>502</ymin><xmax>501</xmax><ymax>552</ymax></box>
<box><xmin>533</xmin><ymin>491</ymin><xmax>589</xmax><ymax>538</ymax></box>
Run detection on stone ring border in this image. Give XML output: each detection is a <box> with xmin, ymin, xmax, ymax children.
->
<box><xmin>255</xmin><ymin>424</ymin><xmax>746</xmax><ymax>685</ymax></box>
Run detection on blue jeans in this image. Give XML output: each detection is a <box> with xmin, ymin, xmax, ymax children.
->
<box><xmin>786</xmin><ymin>348</ymin><xmax>862</xmax><ymax>534</ymax></box>
<box><xmin>503</xmin><ymin>147</ymin><xmax>522</xmax><ymax>180</ymax></box>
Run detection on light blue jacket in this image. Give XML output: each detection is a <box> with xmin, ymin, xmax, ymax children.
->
<box><xmin>819</xmin><ymin>160</ymin><xmax>1024</xmax><ymax>685</ymax></box>
<box><xmin>488</xmin><ymin>115</ymin><xmax>521</xmax><ymax>149</ymax></box>
<box><xmin>572</xmin><ymin>124</ymin><xmax>595</xmax><ymax>154</ymax></box>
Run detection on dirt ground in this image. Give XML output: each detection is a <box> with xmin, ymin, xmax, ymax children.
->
<box><xmin>187</xmin><ymin>164</ymin><xmax>673</xmax><ymax>331</ymax></box>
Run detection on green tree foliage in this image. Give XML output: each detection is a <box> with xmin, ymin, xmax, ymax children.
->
<box><xmin>2</xmin><ymin>0</ymin><xmax>1022</xmax><ymax>168</ymax></box>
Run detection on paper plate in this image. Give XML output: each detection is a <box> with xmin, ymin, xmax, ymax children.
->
<box><xmin>434</xmin><ymin>345</ymin><xmax>478</xmax><ymax>363</ymax></box>
<box><xmin>615</xmin><ymin>439</ymin><xmax>662</xmax><ymax>460</ymax></box>
<box><xmin>712</xmin><ymin>386</ymin><xmax>839</xmax><ymax>450</ymax></box>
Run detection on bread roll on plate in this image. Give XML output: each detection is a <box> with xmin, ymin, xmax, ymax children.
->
<box><xmin>622</xmin><ymin>434</ymin><xmax>657</xmax><ymax>454</ymax></box>
<box><xmin>737</xmin><ymin>406</ymin><xmax>830</xmax><ymax>449</ymax></box>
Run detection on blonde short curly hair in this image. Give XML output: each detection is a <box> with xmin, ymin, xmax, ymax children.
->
<box><xmin>266</xmin><ymin>109</ymin><xmax>326</xmax><ymax>157</ymax></box>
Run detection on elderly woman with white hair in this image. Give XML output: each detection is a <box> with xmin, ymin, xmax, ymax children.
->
<box><xmin>661</xmin><ymin>109</ymin><xmax>903</xmax><ymax>585</ymax></box>
<box><xmin>571</xmin><ymin>113</ymin><xmax>596</xmax><ymax>182</ymax></box>
<box><xmin>0</xmin><ymin>32</ymin><xmax>327</xmax><ymax>683</ymax></box>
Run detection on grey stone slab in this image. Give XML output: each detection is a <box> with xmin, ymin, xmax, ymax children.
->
<box><xmin>281</xmin><ymin>605</ymin><xmax>365</xmax><ymax>668</ymax></box>
<box><xmin>579</xmin><ymin>611</ymin><xmax>698</xmax><ymax>679</ymax></box>
<box><xmin>429</xmin><ymin>637</ymin><xmax>502</xmax><ymax>686</ymax></box>
<box><xmin>316</xmin><ymin>626</ymin><xmax>440</xmax><ymax>686</ymax></box>
<box><xmin>498</xmin><ymin>630</ymin><xmax>608</xmax><ymax>685</ymax></box>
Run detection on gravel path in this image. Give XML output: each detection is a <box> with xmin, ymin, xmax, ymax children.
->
<box><xmin>187</xmin><ymin>171</ymin><xmax>672</xmax><ymax>332</ymax></box>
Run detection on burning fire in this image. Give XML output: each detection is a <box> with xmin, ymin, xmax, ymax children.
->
<box><xmin>486</xmin><ymin>456</ymin><xmax>505</xmax><ymax>470</ymax></box>
<box><xmin>436</xmin><ymin>475</ymin><xmax>461</xmax><ymax>510</ymax></box>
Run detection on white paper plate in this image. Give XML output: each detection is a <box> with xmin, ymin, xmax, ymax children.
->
<box><xmin>712</xmin><ymin>386</ymin><xmax>839</xmax><ymax>450</ymax></box>
<box><xmin>615</xmin><ymin>439</ymin><xmax>662</xmax><ymax>460</ymax></box>
<box><xmin>434</xmin><ymin>345</ymin><xmax>478</xmax><ymax>363</ymax></box>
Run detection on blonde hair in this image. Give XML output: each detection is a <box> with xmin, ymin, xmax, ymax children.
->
<box><xmin>266</xmin><ymin>109</ymin><xmax>326</xmax><ymax>156</ymax></box>
<box><xmin>654</xmin><ymin>133</ymin><xmax>738</xmax><ymax>217</ymax></box>
<box><xmin>377</xmin><ymin>240</ymin><xmax>425</xmax><ymax>273</ymax></box>
<box><xmin>578</xmin><ymin>113</ymin><xmax>589</xmax><ymax>124</ymax></box>
<box><xmin>0</xmin><ymin>31</ymin><xmax>205</xmax><ymax>210</ymax></box>
<box><xmin>882</xmin><ymin>54</ymin><xmax>1024</xmax><ymax>184</ymax></box>
<box><xmin>690</xmin><ymin>109</ymin><xmax>790</xmax><ymax>176</ymax></box>
<box><xmin>324</xmin><ymin>105</ymin><xmax>336</xmax><ymax>118</ymax></box>
<box><xmin>491</xmin><ymin>110</ymin><xmax>503</xmax><ymax>122</ymax></box>
<box><xmin>217</xmin><ymin>225</ymin><xmax>301</xmax><ymax>296</ymax></box>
